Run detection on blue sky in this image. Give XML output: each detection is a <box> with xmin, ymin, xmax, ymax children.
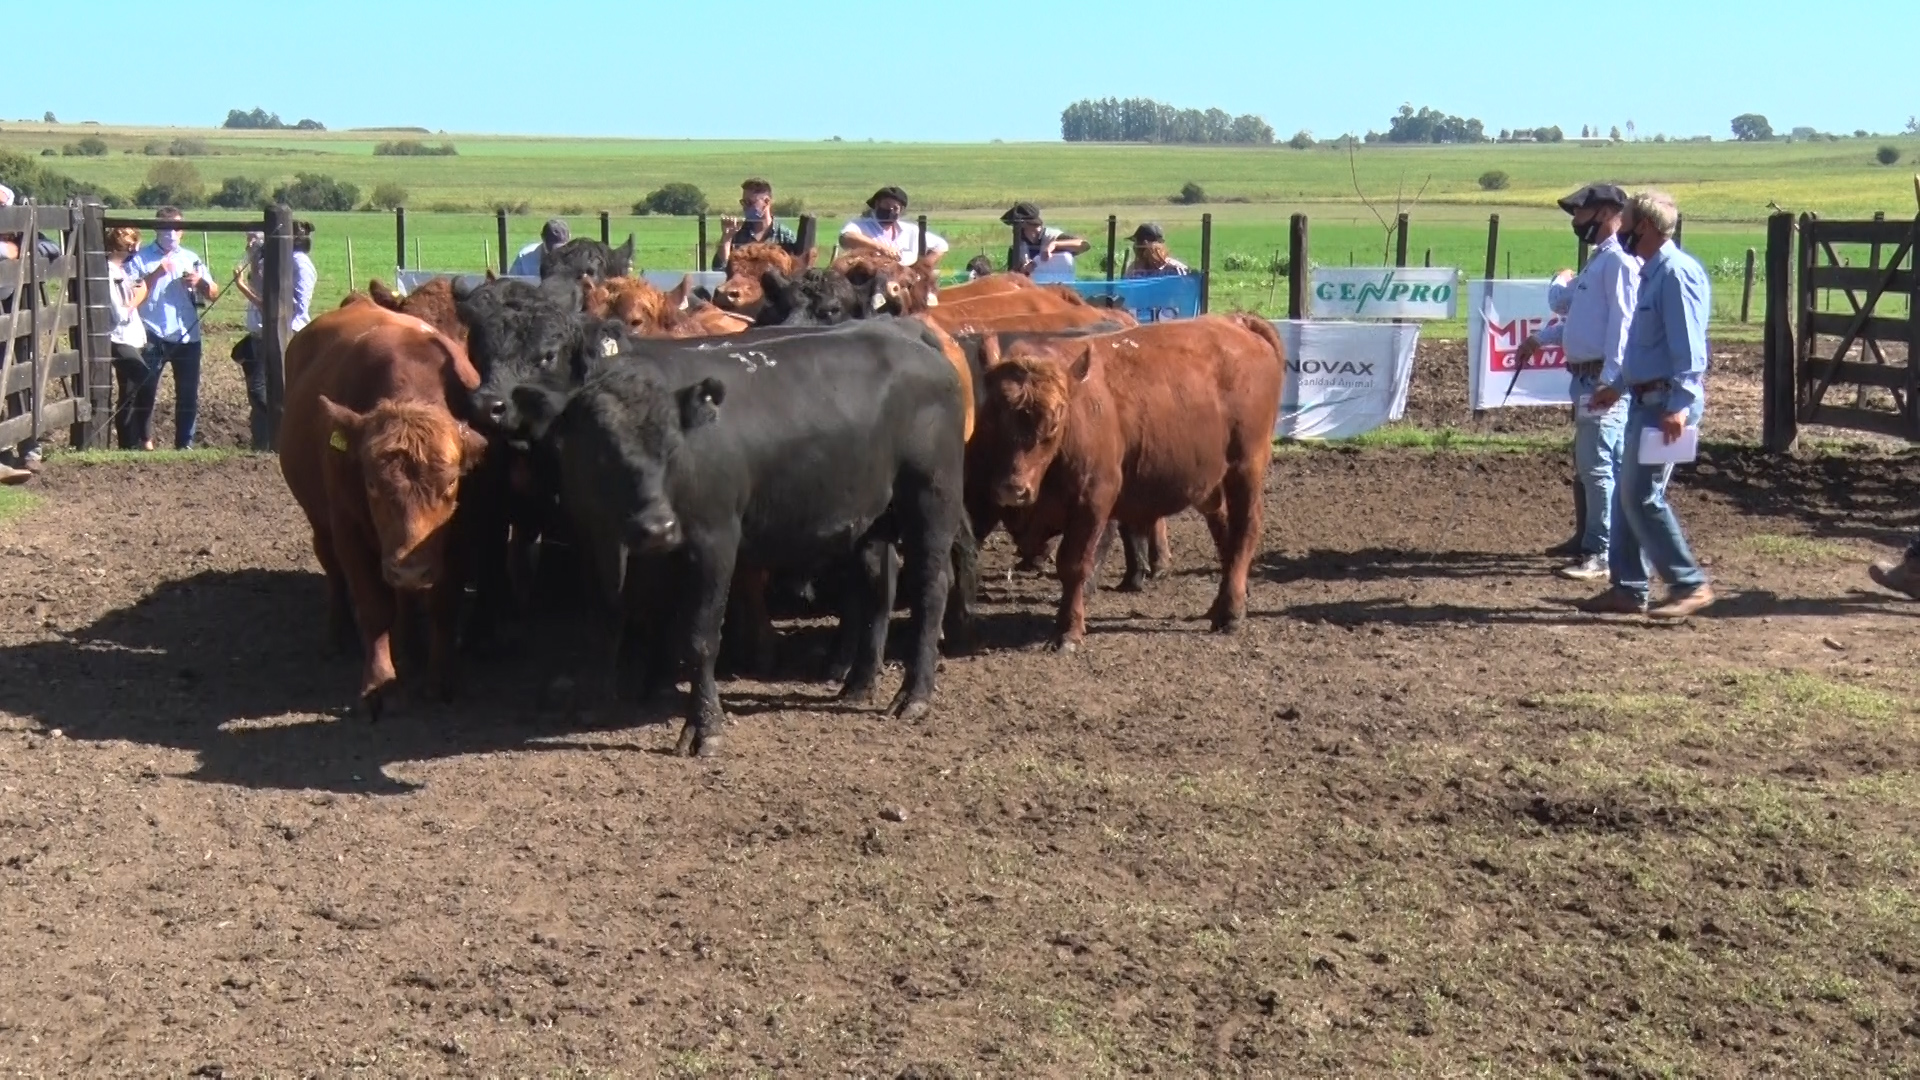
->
<box><xmin>35</xmin><ymin>1</ymin><xmax>1920</xmax><ymax>142</ymax></box>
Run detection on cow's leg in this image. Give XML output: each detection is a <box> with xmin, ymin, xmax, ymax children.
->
<box><xmin>675</xmin><ymin>537</ymin><xmax>737</xmax><ymax>758</ymax></box>
<box><xmin>458</xmin><ymin>463</ymin><xmax>516</xmax><ymax>656</ymax></box>
<box><xmin>941</xmin><ymin>526</ymin><xmax>979</xmax><ymax>656</ymax></box>
<box><xmin>339</xmin><ymin>545</ymin><xmax>400</xmax><ymax>720</ymax></box>
<box><xmin>628</xmin><ymin>555</ymin><xmax>684</xmax><ymax>710</ymax></box>
<box><xmin>726</xmin><ymin>567</ymin><xmax>779</xmax><ymax>679</ymax></box>
<box><xmin>312</xmin><ymin>531</ymin><xmax>355</xmax><ymax>657</ymax></box>
<box><xmin>892</xmin><ymin>486</ymin><xmax>957</xmax><ymax>720</ymax></box>
<box><xmin>1149</xmin><ymin>518</ymin><xmax>1173</xmax><ymax>578</ymax></box>
<box><xmin>1052</xmin><ymin>504</ymin><xmax>1107</xmax><ymax>652</ymax></box>
<box><xmin>1210</xmin><ymin>466</ymin><xmax>1264</xmax><ymax>633</ymax></box>
<box><xmin>838</xmin><ymin>538</ymin><xmax>897</xmax><ymax>704</ymax></box>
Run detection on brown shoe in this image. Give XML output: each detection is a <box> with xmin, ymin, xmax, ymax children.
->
<box><xmin>1869</xmin><ymin>559</ymin><xmax>1920</xmax><ymax>600</ymax></box>
<box><xmin>1577</xmin><ymin>587</ymin><xmax>1646</xmax><ymax>615</ymax></box>
<box><xmin>1648</xmin><ymin>585</ymin><xmax>1715</xmax><ymax>621</ymax></box>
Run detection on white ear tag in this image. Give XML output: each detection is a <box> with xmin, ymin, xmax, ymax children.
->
<box><xmin>871</xmin><ymin>291</ymin><xmax>887</xmax><ymax>312</ymax></box>
<box><xmin>600</xmin><ymin>336</ymin><xmax>619</xmax><ymax>357</ymax></box>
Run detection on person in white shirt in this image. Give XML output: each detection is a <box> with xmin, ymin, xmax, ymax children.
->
<box><xmin>103</xmin><ymin>227</ymin><xmax>151</xmax><ymax>449</ymax></box>
<box><xmin>1002</xmin><ymin>202</ymin><xmax>1088</xmax><ymax>282</ymax></box>
<box><xmin>839</xmin><ymin>187</ymin><xmax>947</xmax><ymax>271</ymax></box>
<box><xmin>231</xmin><ymin>220</ymin><xmax>319</xmax><ymax>450</ymax></box>
<box><xmin>507</xmin><ymin>218</ymin><xmax>571</xmax><ymax>277</ymax></box>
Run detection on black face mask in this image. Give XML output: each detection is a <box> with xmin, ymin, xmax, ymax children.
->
<box><xmin>1619</xmin><ymin>225</ymin><xmax>1641</xmax><ymax>255</ymax></box>
<box><xmin>873</xmin><ymin>206</ymin><xmax>900</xmax><ymax>224</ymax></box>
<box><xmin>1573</xmin><ymin>219</ymin><xmax>1604</xmax><ymax>245</ymax></box>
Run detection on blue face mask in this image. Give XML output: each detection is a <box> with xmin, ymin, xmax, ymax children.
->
<box><xmin>743</xmin><ymin>206</ymin><xmax>766</xmax><ymax>223</ymax></box>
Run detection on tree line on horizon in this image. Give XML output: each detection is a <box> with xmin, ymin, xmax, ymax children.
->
<box><xmin>1060</xmin><ymin>98</ymin><xmax>1274</xmax><ymax>145</ymax></box>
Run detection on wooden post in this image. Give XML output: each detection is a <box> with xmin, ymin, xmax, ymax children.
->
<box><xmin>260</xmin><ymin>204</ymin><xmax>295</xmax><ymax>450</ymax></box>
<box><xmin>916</xmin><ymin>214</ymin><xmax>928</xmax><ymax>262</ymax></box>
<box><xmin>1393</xmin><ymin>213</ymin><xmax>1409</xmax><ymax>267</ymax></box>
<box><xmin>795</xmin><ymin>214</ymin><xmax>817</xmax><ymax>260</ymax></box>
<box><xmin>1907</xmin><ymin>218</ymin><xmax>1920</xmax><ymax>440</ymax></box>
<box><xmin>345</xmin><ymin>235</ymin><xmax>355</xmax><ymax>293</ymax></box>
<box><xmin>697</xmin><ymin>212</ymin><xmax>709</xmax><ymax>270</ymax></box>
<box><xmin>1288</xmin><ymin>213</ymin><xmax>1309</xmax><ymax>320</ymax></box>
<box><xmin>1199</xmin><ymin>213</ymin><xmax>1213</xmax><ymax>314</ymax></box>
<box><xmin>1761</xmin><ymin>212</ymin><xmax>1795</xmax><ymax>451</ymax></box>
<box><xmin>1483</xmin><ymin>214</ymin><xmax>1499</xmax><ymax>282</ymax></box>
<box><xmin>1423</xmin><ymin>247</ymin><xmax>1432</xmax><ymax>268</ymax></box>
<box><xmin>1505</xmin><ymin>251</ymin><xmax>1512</xmax><ymax>279</ymax></box>
<box><xmin>1105</xmin><ymin>215</ymin><xmax>1117</xmax><ymax>284</ymax></box>
<box><xmin>1794</xmin><ymin>213</ymin><xmax>1817</xmax><ymax>420</ymax></box>
<box><xmin>1739</xmin><ymin>247</ymin><xmax>1757</xmax><ymax>323</ymax></box>
<box><xmin>495</xmin><ymin>208</ymin><xmax>509</xmax><ymax>273</ymax></box>
<box><xmin>395</xmin><ymin>207</ymin><xmax>406</xmax><ymax>270</ymax></box>
<box><xmin>599</xmin><ymin>210</ymin><xmax>610</xmax><ymax>245</ymax></box>
<box><xmin>75</xmin><ymin>199</ymin><xmax>113</xmax><ymax>449</ymax></box>
<box><xmin>413</xmin><ymin>236</ymin><xmax>420</xmax><ymax>271</ymax></box>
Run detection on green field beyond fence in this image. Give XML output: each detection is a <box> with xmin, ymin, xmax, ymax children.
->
<box><xmin>10</xmin><ymin>124</ymin><xmax>1919</xmax><ymax>332</ymax></box>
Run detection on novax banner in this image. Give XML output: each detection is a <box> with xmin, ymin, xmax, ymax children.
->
<box><xmin>1466</xmin><ymin>279</ymin><xmax>1575</xmax><ymax>410</ymax></box>
<box><xmin>1271</xmin><ymin>320</ymin><xmax>1420</xmax><ymax>440</ymax></box>
<box><xmin>1309</xmin><ymin>267</ymin><xmax>1459</xmax><ymax>320</ymax></box>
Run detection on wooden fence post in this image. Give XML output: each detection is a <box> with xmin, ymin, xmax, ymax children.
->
<box><xmin>916</xmin><ymin>215</ymin><xmax>928</xmax><ymax>263</ymax></box>
<box><xmin>697</xmin><ymin>212</ymin><xmax>709</xmax><ymax>270</ymax></box>
<box><xmin>394</xmin><ymin>207</ymin><xmax>406</xmax><ymax>270</ymax></box>
<box><xmin>1288</xmin><ymin>213</ymin><xmax>1309</xmax><ymax>320</ymax></box>
<box><xmin>1105</xmin><ymin>215</ymin><xmax>1117</xmax><ymax>284</ymax></box>
<box><xmin>75</xmin><ymin>199</ymin><xmax>112</xmax><ymax>449</ymax></box>
<box><xmin>1761</xmin><ymin>212</ymin><xmax>1796</xmax><ymax>452</ymax></box>
<box><xmin>1199</xmin><ymin>213</ymin><xmax>1213</xmax><ymax>314</ymax></box>
<box><xmin>1393</xmin><ymin>213</ymin><xmax>1409</xmax><ymax>268</ymax></box>
<box><xmin>260</xmin><ymin>204</ymin><xmax>295</xmax><ymax>450</ymax></box>
<box><xmin>1739</xmin><ymin>247</ymin><xmax>1757</xmax><ymax>323</ymax></box>
<box><xmin>495</xmin><ymin>209</ymin><xmax>509</xmax><ymax>274</ymax></box>
<box><xmin>1483</xmin><ymin>214</ymin><xmax>1499</xmax><ymax>283</ymax></box>
<box><xmin>599</xmin><ymin>210</ymin><xmax>611</xmax><ymax>245</ymax></box>
<box><xmin>795</xmin><ymin>215</ymin><xmax>817</xmax><ymax>261</ymax></box>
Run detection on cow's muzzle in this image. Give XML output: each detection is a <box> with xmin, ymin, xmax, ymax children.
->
<box><xmin>626</xmin><ymin>510</ymin><xmax>682</xmax><ymax>554</ymax></box>
<box><xmin>383</xmin><ymin>558</ymin><xmax>436</xmax><ymax>591</ymax></box>
<box><xmin>994</xmin><ymin>481</ymin><xmax>1036</xmax><ymax>509</ymax></box>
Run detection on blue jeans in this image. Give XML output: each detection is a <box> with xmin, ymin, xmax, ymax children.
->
<box><xmin>1571</xmin><ymin>370</ymin><xmax>1627</xmax><ymax>557</ymax></box>
<box><xmin>1609</xmin><ymin>393</ymin><xmax>1708</xmax><ymax>601</ymax></box>
<box><xmin>135</xmin><ymin>340</ymin><xmax>203</xmax><ymax>450</ymax></box>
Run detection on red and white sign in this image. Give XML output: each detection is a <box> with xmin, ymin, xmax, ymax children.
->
<box><xmin>1467</xmin><ymin>280</ymin><xmax>1575</xmax><ymax>410</ymax></box>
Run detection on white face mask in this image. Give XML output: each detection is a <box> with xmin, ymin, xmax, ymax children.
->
<box><xmin>157</xmin><ymin>230</ymin><xmax>182</xmax><ymax>252</ymax></box>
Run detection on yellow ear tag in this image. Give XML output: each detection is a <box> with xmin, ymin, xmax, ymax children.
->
<box><xmin>329</xmin><ymin>430</ymin><xmax>348</xmax><ymax>452</ymax></box>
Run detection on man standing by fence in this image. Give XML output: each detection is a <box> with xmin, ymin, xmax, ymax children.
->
<box><xmin>1513</xmin><ymin>183</ymin><xmax>1639</xmax><ymax>582</ymax></box>
<box><xmin>506</xmin><ymin>218</ymin><xmax>570</xmax><ymax>278</ymax></box>
<box><xmin>713</xmin><ymin>178</ymin><xmax>802</xmax><ymax>270</ymax></box>
<box><xmin>128</xmin><ymin>207</ymin><xmax>220</xmax><ymax>451</ymax></box>
<box><xmin>1578</xmin><ymin>190</ymin><xmax>1714</xmax><ymax>620</ymax></box>
<box><xmin>839</xmin><ymin>187</ymin><xmax>947</xmax><ymax>271</ymax></box>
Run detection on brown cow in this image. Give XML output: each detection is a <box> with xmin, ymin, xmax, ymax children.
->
<box><xmin>930</xmin><ymin>305</ymin><xmax>1136</xmax><ymax>336</ymax></box>
<box><xmin>714</xmin><ymin>242</ymin><xmax>816</xmax><ymax>318</ymax></box>
<box><xmin>971</xmin><ymin>314</ymin><xmax>1284</xmax><ymax>648</ymax></box>
<box><xmin>366</xmin><ymin>278</ymin><xmax>466</xmax><ymax>342</ymax></box>
<box><xmin>942</xmin><ymin>272</ymin><xmax>1037</xmax><ymax>304</ymax></box>
<box><xmin>582</xmin><ymin>276</ymin><xmax>752</xmax><ymax>337</ymax></box>
<box><xmin>280</xmin><ymin>302</ymin><xmax>491</xmax><ymax>718</ymax></box>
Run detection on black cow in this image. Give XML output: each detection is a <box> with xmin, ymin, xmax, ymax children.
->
<box><xmin>755</xmin><ymin>268</ymin><xmax>863</xmax><ymax>327</ymax></box>
<box><xmin>512</xmin><ymin>320</ymin><xmax>970</xmax><ymax>757</ymax></box>
<box><xmin>540</xmin><ymin>236</ymin><xmax>635</xmax><ymax>282</ymax></box>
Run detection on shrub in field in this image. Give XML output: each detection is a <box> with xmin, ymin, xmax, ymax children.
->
<box><xmin>638</xmin><ymin>182</ymin><xmax>708</xmax><ymax>216</ymax></box>
<box><xmin>374</xmin><ymin>140</ymin><xmax>457</xmax><ymax>157</ymax></box>
<box><xmin>1173</xmin><ymin>181</ymin><xmax>1207</xmax><ymax>205</ymax></box>
<box><xmin>1876</xmin><ymin>145</ymin><xmax>1901</xmax><ymax>166</ymax></box>
<box><xmin>63</xmin><ymin>136</ymin><xmax>108</xmax><ymax>157</ymax></box>
<box><xmin>39</xmin><ymin>149</ymin><xmax>54</xmax><ymax>157</ymax></box>
<box><xmin>166</xmin><ymin>138</ymin><xmax>211</xmax><ymax>157</ymax></box>
<box><xmin>134</xmin><ymin>160</ymin><xmax>205</xmax><ymax>208</ymax></box>
<box><xmin>1856</xmin><ymin>129</ymin><xmax>1870</xmax><ymax>139</ymax></box>
<box><xmin>273</xmin><ymin>172</ymin><xmax>359</xmax><ymax>212</ymax></box>
<box><xmin>366</xmin><ymin>183</ymin><xmax>409</xmax><ymax>211</ymax></box>
<box><xmin>1287</xmin><ymin>130</ymin><xmax>1314</xmax><ymax>150</ymax></box>
<box><xmin>1478</xmin><ymin>170</ymin><xmax>1510</xmax><ymax>191</ymax></box>
<box><xmin>1221</xmin><ymin>252</ymin><xmax>1261</xmax><ymax>272</ymax></box>
<box><xmin>772</xmin><ymin>196</ymin><xmax>805</xmax><ymax>218</ymax></box>
<box><xmin>1730</xmin><ymin>113</ymin><xmax>1773</xmax><ymax>141</ymax></box>
<box><xmin>208</xmin><ymin>175</ymin><xmax>267</xmax><ymax>209</ymax></box>
<box><xmin>491</xmin><ymin>199</ymin><xmax>531</xmax><ymax>215</ymax></box>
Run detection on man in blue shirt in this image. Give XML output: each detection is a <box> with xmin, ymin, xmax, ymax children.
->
<box><xmin>127</xmin><ymin>206</ymin><xmax>221</xmax><ymax>450</ymax></box>
<box><xmin>506</xmin><ymin>218</ymin><xmax>570</xmax><ymax>278</ymax></box>
<box><xmin>1578</xmin><ymin>190</ymin><xmax>1714</xmax><ymax>620</ymax></box>
<box><xmin>1515</xmin><ymin>183</ymin><xmax>1640</xmax><ymax>581</ymax></box>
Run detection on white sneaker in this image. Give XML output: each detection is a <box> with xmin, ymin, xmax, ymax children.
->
<box><xmin>1556</xmin><ymin>554</ymin><xmax>1609</xmax><ymax>582</ymax></box>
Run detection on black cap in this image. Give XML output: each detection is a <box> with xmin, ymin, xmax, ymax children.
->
<box><xmin>866</xmin><ymin>186</ymin><xmax>909</xmax><ymax>210</ymax></box>
<box><xmin>541</xmin><ymin>217</ymin><xmax>571</xmax><ymax>245</ymax></box>
<box><xmin>1556</xmin><ymin>183</ymin><xmax>1628</xmax><ymax>215</ymax></box>
<box><xmin>1000</xmin><ymin>201</ymin><xmax>1042</xmax><ymax>226</ymax></box>
<box><xmin>1128</xmin><ymin>222</ymin><xmax>1165</xmax><ymax>244</ymax></box>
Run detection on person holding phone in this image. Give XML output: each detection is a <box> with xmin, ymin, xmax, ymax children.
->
<box><xmin>712</xmin><ymin>178</ymin><xmax>801</xmax><ymax>270</ymax></box>
<box><xmin>127</xmin><ymin>206</ymin><xmax>220</xmax><ymax>450</ymax></box>
<box><xmin>1577</xmin><ymin>190</ymin><xmax>1714</xmax><ymax>621</ymax></box>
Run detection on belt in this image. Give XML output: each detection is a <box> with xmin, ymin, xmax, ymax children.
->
<box><xmin>1631</xmin><ymin>379</ymin><xmax>1670</xmax><ymax>393</ymax></box>
<box><xmin>1565</xmin><ymin>359</ymin><xmax>1603</xmax><ymax>373</ymax></box>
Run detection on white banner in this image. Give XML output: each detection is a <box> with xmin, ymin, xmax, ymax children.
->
<box><xmin>1272</xmin><ymin>320</ymin><xmax>1420</xmax><ymax>440</ymax></box>
<box><xmin>1309</xmin><ymin>267</ymin><xmax>1459</xmax><ymax>320</ymax></box>
<box><xmin>1466</xmin><ymin>280</ymin><xmax>1574</xmax><ymax>410</ymax></box>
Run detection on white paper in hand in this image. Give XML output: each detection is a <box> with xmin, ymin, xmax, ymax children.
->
<box><xmin>1638</xmin><ymin>424</ymin><xmax>1698</xmax><ymax>465</ymax></box>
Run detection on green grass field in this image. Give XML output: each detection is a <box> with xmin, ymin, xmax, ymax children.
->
<box><xmin>7</xmin><ymin>122</ymin><xmax>1919</xmax><ymax>328</ymax></box>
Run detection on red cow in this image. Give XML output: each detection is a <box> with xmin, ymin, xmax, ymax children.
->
<box><xmin>714</xmin><ymin>242</ymin><xmax>816</xmax><ymax>319</ymax></box>
<box><xmin>582</xmin><ymin>275</ymin><xmax>753</xmax><ymax>337</ymax></box>
<box><xmin>280</xmin><ymin>302</ymin><xmax>491</xmax><ymax>717</ymax></box>
<box><xmin>366</xmin><ymin>278</ymin><xmax>466</xmax><ymax>342</ymax></box>
<box><xmin>972</xmin><ymin>314</ymin><xmax>1285</xmax><ymax>648</ymax></box>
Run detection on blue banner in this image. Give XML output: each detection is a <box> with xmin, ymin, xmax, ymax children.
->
<box><xmin>1058</xmin><ymin>276</ymin><xmax>1204</xmax><ymax>322</ymax></box>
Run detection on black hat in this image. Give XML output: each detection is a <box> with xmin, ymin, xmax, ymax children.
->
<box><xmin>1128</xmin><ymin>222</ymin><xmax>1165</xmax><ymax>244</ymax></box>
<box><xmin>541</xmin><ymin>217</ymin><xmax>571</xmax><ymax>245</ymax></box>
<box><xmin>1000</xmin><ymin>201</ymin><xmax>1042</xmax><ymax>226</ymax></box>
<box><xmin>866</xmin><ymin>186</ymin><xmax>909</xmax><ymax>210</ymax></box>
<box><xmin>1556</xmin><ymin>183</ymin><xmax>1628</xmax><ymax>215</ymax></box>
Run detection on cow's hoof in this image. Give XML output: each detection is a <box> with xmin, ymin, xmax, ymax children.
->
<box><xmin>673</xmin><ymin>721</ymin><xmax>700</xmax><ymax>757</ymax></box>
<box><xmin>1013</xmin><ymin>556</ymin><xmax>1046</xmax><ymax>574</ymax></box>
<box><xmin>361</xmin><ymin>686</ymin><xmax>390</xmax><ymax>723</ymax></box>
<box><xmin>1117</xmin><ymin>575</ymin><xmax>1148</xmax><ymax>594</ymax></box>
<box><xmin>1210</xmin><ymin>611</ymin><xmax>1245</xmax><ymax>634</ymax></box>
<box><xmin>891</xmin><ymin>691</ymin><xmax>931</xmax><ymax>722</ymax></box>
<box><xmin>1049</xmin><ymin>636</ymin><xmax>1081</xmax><ymax>654</ymax></box>
<box><xmin>837</xmin><ymin>679</ymin><xmax>879</xmax><ymax>705</ymax></box>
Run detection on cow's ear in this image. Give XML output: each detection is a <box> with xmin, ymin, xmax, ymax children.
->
<box><xmin>510</xmin><ymin>384</ymin><xmax>570</xmax><ymax>443</ymax></box>
<box><xmin>616</xmin><ymin>235</ymin><xmax>635</xmax><ymax>271</ymax></box>
<box><xmin>666</xmin><ymin>275</ymin><xmax>692</xmax><ymax>310</ymax></box>
<box><xmin>317</xmin><ymin>395</ymin><xmax>364</xmax><ymax>456</ymax></box>
<box><xmin>456</xmin><ymin>424</ymin><xmax>491</xmax><ymax>474</ymax></box>
<box><xmin>799</xmin><ymin>246</ymin><xmax>818</xmax><ymax>270</ymax></box>
<box><xmin>678</xmin><ymin>377</ymin><xmax>725</xmax><ymax>430</ymax></box>
<box><xmin>1068</xmin><ymin>345</ymin><xmax>1094</xmax><ymax>383</ymax></box>
<box><xmin>369</xmin><ymin>279</ymin><xmax>399</xmax><ymax>309</ymax></box>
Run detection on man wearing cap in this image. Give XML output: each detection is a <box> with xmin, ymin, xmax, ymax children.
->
<box><xmin>507</xmin><ymin>218</ymin><xmax>571</xmax><ymax>278</ymax></box>
<box><xmin>1578</xmin><ymin>189</ymin><xmax>1715</xmax><ymax>620</ymax></box>
<box><xmin>1512</xmin><ymin>183</ymin><xmax>1640</xmax><ymax>582</ymax></box>
<box><xmin>1003</xmin><ymin>203</ymin><xmax>1089</xmax><ymax>282</ymax></box>
<box><xmin>839</xmin><ymin>187</ymin><xmax>947</xmax><ymax>270</ymax></box>
<box><xmin>1123</xmin><ymin>223</ymin><xmax>1190</xmax><ymax>277</ymax></box>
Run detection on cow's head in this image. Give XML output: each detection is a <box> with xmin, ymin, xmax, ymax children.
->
<box><xmin>716</xmin><ymin>242</ymin><xmax>814</xmax><ymax>317</ymax></box>
<box><xmin>974</xmin><ymin>337</ymin><xmax>1092</xmax><ymax>508</ymax></box>
<box><xmin>318</xmin><ymin>396</ymin><xmax>489</xmax><ymax>591</ymax></box>
<box><xmin>512</xmin><ymin>368</ymin><xmax>726</xmax><ymax>554</ymax></box>
<box><xmin>540</xmin><ymin>235</ymin><xmax>635</xmax><ymax>282</ymax></box>
<box><xmin>759</xmin><ymin>268</ymin><xmax>860</xmax><ymax>327</ymax></box>
<box><xmin>370</xmin><ymin>277</ymin><xmax>465</xmax><ymax>343</ymax></box>
<box><xmin>457</xmin><ymin>275</ymin><xmax>589</xmax><ymax>435</ymax></box>
<box><xmin>833</xmin><ymin>252</ymin><xmax>932</xmax><ymax>316</ymax></box>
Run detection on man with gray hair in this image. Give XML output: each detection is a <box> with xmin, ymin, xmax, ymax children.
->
<box><xmin>1578</xmin><ymin>190</ymin><xmax>1715</xmax><ymax>619</ymax></box>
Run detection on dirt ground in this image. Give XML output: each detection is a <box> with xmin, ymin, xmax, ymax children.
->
<box><xmin>4</xmin><ymin>420</ymin><xmax>1920</xmax><ymax>1075</ymax></box>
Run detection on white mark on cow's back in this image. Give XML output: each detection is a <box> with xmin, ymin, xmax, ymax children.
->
<box><xmin>728</xmin><ymin>350</ymin><xmax>776</xmax><ymax>373</ymax></box>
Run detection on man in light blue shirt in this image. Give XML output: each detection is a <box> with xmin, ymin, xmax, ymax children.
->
<box><xmin>506</xmin><ymin>218</ymin><xmax>570</xmax><ymax>278</ymax></box>
<box><xmin>1579</xmin><ymin>190</ymin><xmax>1714</xmax><ymax>620</ymax></box>
<box><xmin>1515</xmin><ymin>183</ymin><xmax>1640</xmax><ymax>581</ymax></box>
<box><xmin>126</xmin><ymin>206</ymin><xmax>221</xmax><ymax>450</ymax></box>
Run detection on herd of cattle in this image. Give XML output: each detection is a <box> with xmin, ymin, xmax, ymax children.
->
<box><xmin>277</xmin><ymin>236</ymin><xmax>1287</xmax><ymax>756</ymax></box>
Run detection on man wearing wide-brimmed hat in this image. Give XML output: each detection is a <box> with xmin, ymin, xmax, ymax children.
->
<box><xmin>839</xmin><ymin>186</ymin><xmax>947</xmax><ymax>270</ymax></box>
<box><xmin>1513</xmin><ymin>182</ymin><xmax>1641</xmax><ymax>582</ymax></box>
<box><xmin>1001</xmin><ymin>201</ymin><xmax>1089</xmax><ymax>281</ymax></box>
